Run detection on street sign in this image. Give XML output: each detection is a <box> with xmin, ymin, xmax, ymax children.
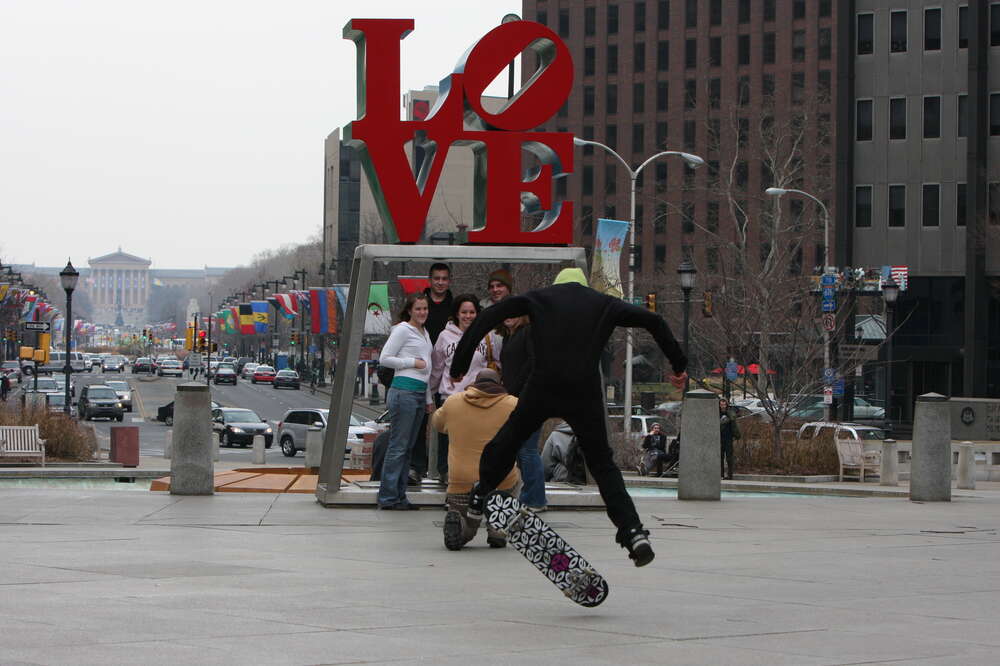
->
<box><xmin>822</xmin><ymin>313</ymin><xmax>836</xmax><ymax>331</ymax></box>
<box><xmin>820</xmin><ymin>273</ymin><xmax>837</xmax><ymax>287</ymax></box>
<box><xmin>188</xmin><ymin>352</ymin><xmax>203</xmax><ymax>368</ymax></box>
<box><xmin>839</xmin><ymin>344</ymin><xmax>879</xmax><ymax>361</ymax></box>
<box><xmin>822</xmin><ymin>298</ymin><xmax>837</xmax><ymax>313</ymax></box>
<box><xmin>823</xmin><ymin>387</ymin><xmax>833</xmax><ymax>404</ymax></box>
<box><xmin>21</xmin><ymin>322</ymin><xmax>51</xmax><ymax>332</ymax></box>
<box><xmin>832</xmin><ymin>379</ymin><xmax>845</xmax><ymax>397</ymax></box>
<box><xmin>725</xmin><ymin>360</ymin><xmax>739</xmax><ymax>381</ymax></box>
<box><xmin>823</xmin><ymin>367</ymin><xmax>836</xmax><ymax>383</ymax></box>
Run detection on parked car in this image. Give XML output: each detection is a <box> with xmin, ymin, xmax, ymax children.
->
<box><xmin>52</xmin><ymin>374</ymin><xmax>76</xmax><ymax>397</ymax></box>
<box><xmin>251</xmin><ymin>365</ymin><xmax>276</xmax><ymax>384</ymax></box>
<box><xmin>104</xmin><ymin>380</ymin><xmax>133</xmax><ymax>411</ymax></box>
<box><xmin>156</xmin><ymin>399</ymin><xmax>221</xmax><ymax>426</ymax></box>
<box><xmin>240</xmin><ymin>362</ymin><xmax>258</xmax><ymax>379</ymax></box>
<box><xmin>132</xmin><ymin>357</ymin><xmax>155</xmax><ymax>374</ymax></box>
<box><xmin>276</xmin><ymin>408</ymin><xmax>375</xmax><ymax>458</ymax></box>
<box><xmin>40</xmin><ymin>351</ymin><xmax>87</xmax><ymax>374</ymax></box>
<box><xmin>29</xmin><ymin>376</ymin><xmax>61</xmax><ymax>395</ymax></box>
<box><xmin>211</xmin><ymin>407</ymin><xmax>273</xmax><ymax>448</ymax></box>
<box><xmin>273</xmin><ymin>369</ymin><xmax>300</xmax><ymax>390</ymax></box>
<box><xmin>1</xmin><ymin>360</ymin><xmax>22</xmax><ymax>384</ymax></box>
<box><xmin>213</xmin><ymin>367</ymin><xmax>238</xmax><ymax>385</ymax></box>
<box><xmin>103</xmin><ymin>355</ymin><xmax>127</xmax><ymax>373</ymax></box>
<box><xmin>157</xmin><ymin>360</ymin><xmax>184</xmax><ymax>377</ymax></box>
<box><xmin>77</xmin><ymin>384</ymin><xmax>124</xmax><ymax>421</ymax></box>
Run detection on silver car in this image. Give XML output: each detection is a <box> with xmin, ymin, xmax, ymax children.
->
<box><xmin>276</xmin><ymin>408</ymin><xmax>374</xmax><ymax>458</ymax></box>
<box><xmin>104</xmin><ymin>380</ymin><xmax>133</xmax><ymax>412</ymax></box>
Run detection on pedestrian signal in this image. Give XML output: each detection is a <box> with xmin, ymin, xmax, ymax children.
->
<box><xmin>702</xmin><ymin>291</ymin><xmax>714</xmax><ymax>317</ymax></box>
<box><xmin>644</xmin><ymin>292</ymin><xmax>657</xmax><ymax>312</ymax></box>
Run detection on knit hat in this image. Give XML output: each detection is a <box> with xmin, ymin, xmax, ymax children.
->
<box><xmin>553</xmin><ymin>267</ymin><xmax>588</xmax><ymax>287</ymax></box>
<box><xmin>474</xmin><ymin>368</ymin><xmax>502</xmax><ymax>384</ymax></box>
<box><xmin>487</xmin><ymin>269</ymin><xmax>513</xmax><ymax>290</ymax></box>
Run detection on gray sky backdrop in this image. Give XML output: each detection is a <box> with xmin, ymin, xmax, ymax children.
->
<box><xmin>0</xmin><ymin>0</ymin><xmax>518</xmax><ymax>269</ymax></box>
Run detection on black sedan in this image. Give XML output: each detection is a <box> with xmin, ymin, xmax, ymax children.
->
<box><xmin>157</xmin><ymin>400</ymin><xmax>220</xmax><ymax>426</ymax></box>
<box><xmin>211</xmin><ymin>407</ymin><xmax>273</xmax><ymax>447</ymax></box>
<box><xmin>272</xmin><ymin>369</ymin><xmax>300</xmax><ymax>390</ymax></box>
<box><xmin>213</xmin><ymin>367</ymin><xmax>238</xmax><ymax>385</ymax></box>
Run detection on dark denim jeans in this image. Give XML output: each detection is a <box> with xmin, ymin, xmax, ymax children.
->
<box><xmin>378</xmin><ymin>387</ymin><xmax>426</xmax><ymax>507</ymax></box>
<box><xmin>517</xmin><ymin>429</ymin><xmax>546</xmax><ymax>507</ymax></box>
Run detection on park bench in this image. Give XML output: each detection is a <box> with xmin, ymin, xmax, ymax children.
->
<box><xmin>0</xmin><ymin>425</ymin><xmax>47</xmax><ymax>466</ymax></box>
<box><xmin>836</xmin><ymin>438</ymin><xmax>879</xmax><ymax>482</ymax></box>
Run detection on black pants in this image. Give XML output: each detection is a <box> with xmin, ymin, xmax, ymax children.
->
<box><xmin>721</xmin><ymin>442</ymin><xmax>734</xmax><ymax>479</ymax></box>
<box><xmin>478</xmin><ymin>380</ymin><xmax>641</xmax><ymax>543</ymax></box>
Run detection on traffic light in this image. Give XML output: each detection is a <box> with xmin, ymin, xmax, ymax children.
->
<box><xmin>644</xmin><ymin>292</ymin><xmax>657</xmax><ymax>312</ymax></box>
<box><xmin>198</xmin><ymin>330</ymin><xmax>207</xmax><ymax>353</ymax></box>
<box><xmin>290</xmin><ymin>331</ymin><xmax>297</xmax><ymax>345</ymax></box>
<box><xmin>210</xmin><ymin>342</ymin><xmax>218</xmax><ymax>353</ymax></box>
<box><xmin>37</xmin><ymin>333</ymin><xmax>51</xmax><ymax>363</ymax></box>
<box><xmin>702</xmin><ymin>291</ymin><xmax>714</xmax><ymax>317</ymax></box>
<box><xmin>185</xmin><ymin>326</ymin><xmax>194</xmax><ymax>350</ymax></box>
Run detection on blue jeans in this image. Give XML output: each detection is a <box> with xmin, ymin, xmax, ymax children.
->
<box><xmin>517</xmin><ymin>429</ymin><xmax>546</xmax><ymax>507</ymax></box>
<box><xmin>378</xmin><ymin>387</ymin><xmax>425</xmax><ymax>507</ymax></box>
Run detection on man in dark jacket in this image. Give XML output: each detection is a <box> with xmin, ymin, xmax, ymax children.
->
<box><xmin>423</xmin><ymin>262</ymin><xmax>453</xmax><ymax>345</ymax></box>
<box><xmin>451</xmin><ymin>268</ymin><xmax>687</xmax><ymax>567</ymax></box>
<box><xmin>719</xmin><ymin>398</ymin><xmax>741</xmax><ymax>480</ymax></box>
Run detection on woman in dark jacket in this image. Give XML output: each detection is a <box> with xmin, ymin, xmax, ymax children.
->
<box><xmin>500</xmin><ymin>315</ymin><xmax>546</xmax><ymax>510</ymax></box>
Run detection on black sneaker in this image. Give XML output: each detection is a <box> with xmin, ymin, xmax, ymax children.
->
<box><xmin>486</xmin><ymin>533</ymin><xmax>507</xmax><ymax>548</ymax></box>
<box><xmin>443</xmin><ymin>510</ymin><xmax>465</xmax><ymax>551</ymax></box>
<box><xmin>621</xmin><ymin>528</ymin><xmax>655</xmax><ymax>567</ymax></box>
<box><xmin>467</xmin><ymin>482</ymin><xmax>485</xmax><ymax>519</ymax></box>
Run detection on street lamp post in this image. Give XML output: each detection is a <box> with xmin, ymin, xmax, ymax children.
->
<box><xmin>574</xmin><ymin>137</ymin><xmax>704</xmax><ymax>437</ymax></box>
<box><xmin>293</xmin><ymin>269</ymin><xmax>308</xmax><ymax>371</ymax></box>
<box><xmin>59</xmin><ymin>260</ymin><xmax>79</xmax><ymax>416</ymax></box>
<box><xmin>677</xmin><ymin>261</ymin><xmax>697</xmax><ymax>392</ymax></box>
<box><xmin>765</xmin><ymin>187</ymin><xmax>834</xmax><ymax>419</ymax></box>
<box><xmin>881</xmin><ymin>277</ymin><xmax>899</xmax><ymax>427</ymax></box>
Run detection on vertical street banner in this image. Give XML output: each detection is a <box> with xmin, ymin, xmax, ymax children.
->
<box><xmin>250</xmin><ymin>301</ymin><xmax>270</xmax><ymax>334</ymax></box>
<box><xmin>273</xmin><ymin>293</ymin><xmax>298</xmax><ymax>318</ymax></box>
<box><xmin>332</xmin><ymin>284</ymin><xmax>350</xmax><ymax>315</ymax></box>
<box><xmin>228</xmin><ymin>307</ymin><xmax>240</xmax><ymax>334</ymax></box>
<box><xmin>364</xmin><ymin>282</ymin><xmax>392</xmax><ymax>336</ymax></box>
<box><xmin>238</xmin><ymin>304</ymin><xmax>256</xmax><ymax>335</ymax></box>
<box><xmin>325</xmin><ymin>288</ymin><xmax>338</xmax><ymax>334</ymax></box>
<box><xmin>309</xmin><ymin>288</ymin><xmax>327</xmax><ymax>334</ymax></box>
<box><xmin>589</xmin><ymin>218</ymin><xmax>630</xmax><ymax>299</ymax></box>
<box><xmin>398</xmin><ymin>276</ymin><xmax>430</xmax><ymax>295</ymax></box>
<box><xmin>0</xmin><ymin>284</ymin><xmax>8</xmax><ymax>303</ymax></box>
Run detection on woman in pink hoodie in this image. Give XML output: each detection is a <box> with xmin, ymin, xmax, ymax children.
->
<box><xmin>429</xmin><ymin>294</ymin><xmax>502</xmax><ymax>483</ymax></box>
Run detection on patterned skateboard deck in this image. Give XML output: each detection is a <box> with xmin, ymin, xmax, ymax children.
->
<box><xmin>485</xmin><ymin>492</ymin><xmax>609</xmax><ymax>608</ymax></box>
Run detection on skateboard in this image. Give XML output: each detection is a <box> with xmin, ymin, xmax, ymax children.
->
<box><xmin>485</xmin><ymin>492</ymin><xmax>609</xmax><ymax>608</ymax></box>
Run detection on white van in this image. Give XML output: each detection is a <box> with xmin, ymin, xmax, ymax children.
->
<box><xmin>39</xmin><ymin>351</ymin><xmax>86</xmax><ymax>374</ymax></box>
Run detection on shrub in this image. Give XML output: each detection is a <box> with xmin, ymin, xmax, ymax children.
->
<box><xmin>0</xmin><ymin>404</ymin><xmax>97</xmax><ymax>461</ymax></box>
<box><xmin>735</xmin><ymin>419</ymin><xmax>839</xmax><ymax>475</ymax></box>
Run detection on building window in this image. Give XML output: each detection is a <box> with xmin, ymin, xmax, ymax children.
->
<box><xmin>923</xmin><ymin>96</ymin><xmax>941</xmax><ymax>139</ymax></box>
<box><xmin>709</xmin><ymin>78</ymin><xmax>721</xmax><ymax>109</ymax></box>
<box><xmin>607</xmin><ymin>44</ymin><xmax>619</xmax><ymax>74</ymax></box>
<box><xmin>683</xmin><ymin>119</ymin><xmax>696</xmax><ymax>150</ymax></box>
<box><xmin>737</xmin><ymin>76</ymin><xmax>750</xmax><ymax>106</ymax></box>
<box><xmin>709</xmin><ymin>36</ymin><xmax>721</xmax><ymax>66</ymax></box>
<box><xmin>993</xmin><ymin>3</ymin><xmax>1000</xmax><ymax>46</ymax></box>
<box><xmin>657</xmin><ymin>40</ymin><xmax>670</xmax><ymax>70</ymax></box>
<box><xmin>606</xmin><ymin>124</ymin><xmax>618</xmax><ymax>149</ymax></box>
<box><xmin>686</xmin><ymin>0</ymin><xmax>697</xmax><ymax>27</ymax></box>
<box><xmin>635</xmin><ymin>1</ymin><xmax>646</xmax><ymax>31</ymax></box>
<box><xmin>583</xmin><ymin>165</ymin><xmax>594</xmax><ymax>196</ymax></box>
<box><xmin>685</xmin><ymin>39</ymin><xmax>697</xmax><ymax>68</ymax></box>
<box><xmin>889</xmin><ymin>184</ymin><xmax>906</xmax><ymax>227</ymax></box>
<box><xmin>707</xmin><ymin>201</ymin><xmax>719</xmax><ymax>232</ymax></box>
<box><xmin>959</xmin><ymin>6</ymin><xmax>969</xmax><ymax>48</ymax></box>
<box><xmin>818</xmin><ymin>70</ymin><xmax>832</xmax><ymax>99</ymax></box>
<box><xmin>558</xmin><ymin>8</ymin><xmax>569</xmax><ymax>37</ymax></box>
<box><xmin>582</xmin><ymin>125</ymin><xmax>594</xmax><ymax>154</ymax></box>
<box><xmin>792</xmin><ymin>30</ymin><xmax>806</xmax><ymax>62</ymax></box>
<box><xmin>537</xmin><ymin>10</ymin><xmax>548</xmax><ymax>26</ymax></box>
<box><xmin>558</xmin><ymin>101</ymin><xmax>568</xmax><ymax>118</ymax></box>
<box><xmin>658</xmin><ymin>0</ymin><xmax>670</xmax><ymax>30</ymax></box>
<box><xmin>738</xmin><ymin>35</ymin><xmax>751</xmax><ymax>65</ymax></box>
<box><xmin>605</xmin><ymin>167</ymin><xmax>617</xmax><ymax>194</ymax></box>
<box><xmin>607</xmin><ymin>84</ymin><xmax>618</xmax><ymax>114</ymax></box>
<box><xmin>819</xmin><ymin>28</ymin><xmax>832</xmax><ymax>60</ymax></box>
<box><xmin>585</xmin><ymin>6</ymin><xmax>596</xmax><ymax>36</ymax></box>
<box><xmin>708</xmin><ymin>120</ymin><xmax>721</xmax><ymax>149</ymax></box>
<box><xmin>820</xmin><ymin>0</ymin><xmax>831</xmax><ymax>17</ymax></box>
<box><xmin>792</xmin><ymin>72</ymin><xmax>805</xmax><ymax>105</ymax></box>
<box><xmin>762</xmin><ymin>73</ymin><xmax>775</xmax><ymax>98</ymax></box>
<box><xmin>992</xmin><ymin>93</ymin><xmax>1000</xmax><ymax>135</ymax></box>
<box><xmin>654</xmin><ymin>204</ymin><xmax>667</xmax><ymax>233</ymax></box>
<box><xmin>793</xmin><ymin>0</ymin><xmax>805</xmax><ymax>20</ymax></box>
<box><xmin>923</xmin><ymin>8</ymin><xmax>943</xmax><ymax>51</ymax></box>
<box><xmin>633</xmin><ymin>82</ymin><xmax>645</xmax><ymax>113</ymax></box>
<box><xmin>858</xmin><ymin>13</ymin><xmax>874</xmax><ymax>55</ymax></box>
<box><xmin>741</xmin><ymin>0</ymin><xmax>752</xmax><ymax>24</ymax></box>
<box><xmin>657</xmin><ymin>81</ymin><xmax>669</xmax><ymax>111</ymax></box>
<box><xmin>735</xmin><ymin>161</ymin><xmax>748</xmax><ymax>189</ymax></box>
<box><xmin>957</xmin><ymin>183</ymin><xmax>967</xmax><ymax>226</ymax></box>
<box><xmin>584</xmin><ymin>47</ymin><xmax>595</xmax><ymax>76</ymax></box>
<box><xmin>763</xmin><ymin>32</ymin><xmax>775</xmax><ymax>63</ymax></box>
<box><xmin>958</xmin><ymin>94</ymin><xmax>968</xmax><ymax>138</ymax></box>
<box><xmin>655</xmin><ymin>245</ymin><xmax>667</xmax><ymax>267</ymax></box>
<box><xmin>738</xmin><ymin>117</ymin><xmax>749</xmax><ymax>146</ymax></box>
<box><xmin>891</xmin><ymin>10</ymin><xmax>907</xmax><ymax>53</ymax></box>
<box><xmin>710</xmin><ymin>0</ymin><xmax>722</xmax><ymax>26</ymax></box>
<box><xmin>583</xmin><ymin>86</ymin><xmax>595</xmax><ymax>116</ymax></box>
<box><xmin>922</xmin><ymin>184</ymin><xmax>940</xmax><ymax>227</ymax></box>
<box><xmin>632</xmin><ymin>123</ymin><xmax>645</xmax><ymax>153</ymax></box>
<box><xmin>890</xmin><ymin>97</ymin><xmax>907</xmax><ymax>140</ymax></box>
<box><xmin>634</xmin><ymin>42</ymin><xmax>646</xmax><ymax>72</ymax></box>
<box><xmin>682</xmin><ymin>201</ymin><xmax>695</xmax><ymax>233</ymax></box>
<box><xmin>685</xmin><ymin>79</ymin><xmax>697</xmax><ymax>108</ymax></box>
<box><xmin>656</xmin><ymin>121</ymin><xmax>668</xmax><ymax>148</ymax></box>
<box><xmin>581</xmin><ymin>206</ymin><xmax>594</xmax><ymax>236</ymax></box>
<box><xmin>707</xmin><ymin>246</ymin><xmax>719</xmax><ymax>273</ymax></box>
<box><xmin>655</xmin><ymin>163</ymin><xmax>668</xmax><ymax>190</ymax></box>
<box><xmin>856</xmin><ymin>99</ymin><xmax>873</xmax><ymax>141</ymax></box>
<box><xmin>608</xmin><ymin>4</ymin><xmax>619</xmax><ymax>34</ymax></box>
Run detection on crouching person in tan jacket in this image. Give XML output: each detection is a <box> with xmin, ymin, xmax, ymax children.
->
<box><xmin>431</xmin><ymin>369</ymin><xmax>520</xmax><ymax>550</ymax></box>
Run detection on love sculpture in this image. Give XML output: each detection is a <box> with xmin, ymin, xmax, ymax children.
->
<box><xmin>343</xmin><ymin>18</ymin><xmax>575</xmax><ymax>245</ymax></box>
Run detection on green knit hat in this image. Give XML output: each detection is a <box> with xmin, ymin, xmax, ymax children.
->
<box><xmin>553</xmin><ymin>267</ymin><xmax>588</xmax><ymax>286</ymax></box>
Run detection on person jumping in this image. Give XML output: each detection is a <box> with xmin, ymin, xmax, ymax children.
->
<box><xmin>450</xmin><ymin>268</ymin><xmax>687</xmax><ymax>567</ymax></box>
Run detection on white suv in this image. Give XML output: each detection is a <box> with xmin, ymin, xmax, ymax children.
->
<box><xmin>276</xmin><ymin>408</ymin><xmax>374</xmax><ymax>458</ymax></box>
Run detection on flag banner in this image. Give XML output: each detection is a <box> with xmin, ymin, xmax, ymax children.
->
<box><xmin>228</xmin><ymin>307</ymin><xmax>239</xmax><ymax>333</ymax></box>
<box><xmin>238</xmin><ymin>304</ymin><xmax>256</xmax><ymax>335</ymax></box>
<box><xmin>881</xmin><ymin>265</ymin><xmax>909</xmax><ymax>291</ymax></box>
<box><xmin>309</xmin><ymin>288</ymin><xmax>327</xmax><ymax>334</ymax></box>
<box><xmin>325</xmin><ymin>288</ymin><xmax>338</xmax><ymax>334</ymax></box>
<box><xmin>332</xmin><ymin>284</ymin><xmax>349</xmax><ymax>314</ymax></box>
<box><xmin>222</xmin><ymin>309</ymin><xmax>236</xmax><ymax>334</ymax></box>
<box><xmin>590</xmin><ymin>218</ymin><xmax>630</xmax><ymax>299</ymax></box>
<box><xmin>251</xmin><ymin>301</ymin><xmax>270</xmax><ymax>334</ymax></box>
<box><xmin>398</xmin><ymin>276</ymin><xmax>431</xmax><ymax>295</ymax></box>
<box><xmin>0</xmin><ymin>284</ymin><xmax>8</xmax><ymax>304</ymax></box>
<box><xmin>21</xmin><ymin>295</ymin><xmax>38</xmax><ymax>321</ymax></box>
<box><xmin>365</xmin><ymin>282</ymin><xmax>392</xmax><ymax>336</ymax></box>
<box><xmin>53</xmin><ymin>318</ymin><xmax>64</xmax><ymax>334</ymax></box>
<box><xmin>274</xmin><ymin>293</ymin><xmax>298</xmax><ymax>318</ymax></box>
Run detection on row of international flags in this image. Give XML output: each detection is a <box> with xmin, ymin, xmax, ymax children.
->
<box><xmin>1</xmin><ymin>283</ymin><xmax>58</xmax><ymax>323</ymax></box>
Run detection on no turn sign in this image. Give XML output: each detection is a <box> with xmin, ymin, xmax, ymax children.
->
<box><xmin>822</xmin><ymin>313</ymin><xmax>836</xmax><ymax>332</ymax></box>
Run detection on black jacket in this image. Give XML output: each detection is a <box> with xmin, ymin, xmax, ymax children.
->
<box><xmin>500</xmin><ymin>324</ymin><xmax>534</xmax><ymax>397</ymax></box>
<box><xmin>451</xmin><ymin>283</ymin><xmax>686</xmax><ymax>386</ymax></box>
<box><xmin>720</xmin><ymin>410</ymin><xmax>741</xmax><ymax>448</ymax></box>
<box><xmin>423</xmin><ymin>288</ymin><xmax>453</xmax><ymax>345</ymax></box>
<box><xmin>642</xmin><ymin>433</ymin><xmax>668</xmax><ymax>452</ymax></box>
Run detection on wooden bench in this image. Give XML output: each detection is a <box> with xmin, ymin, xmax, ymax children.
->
<box><xmin>0</xmin><ymin>425</ymin><xmax>47</xmax><ymax>466</ymax></box>
<box><xmin>836</xmin><ymin>439</ymin><xmax>879</xmax><ymax>482</ymax></box>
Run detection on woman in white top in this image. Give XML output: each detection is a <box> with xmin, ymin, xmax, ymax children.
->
<box><xmin>377</xmin><ymin>293</ymin><xmax>434</xmax><ymax>510</ymax></box>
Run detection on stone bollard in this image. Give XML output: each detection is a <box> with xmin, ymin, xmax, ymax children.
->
<box><xmin>252</xmin><ymin>434</ymin><xmax>266</xmax><ymax>465</ymax></box>
<box><xmin>910</xmin><ymin>393</ymin><xmax>951</xmax><ymax>502</ymax></box>
<box><xmin>164</xmin><ymin>429</ymin><xmax>172</xmax><ymax>459</ymax></box>
<box><xmin>957</xmin><ymin>442</ymin><xmax>976</xmax><ymax>490</ymax></box>
<box><xmin>880</xmin><ymin>439</ymin><xmax>898</xmax><ymax>486</ymax></box>
<box><xmin>678</xmin><ymin>389</ymin><xmax>721</xmax><ymax>501</ymax></box>
<box><xmin>305</xmin><ymin>426</ymin><xmax>323</xmax><ymax>470</ymax></box>
<box><xmin>170</xmin><ymin>383</ymin><xmax>214</xmax><ymax>495</ymax></box>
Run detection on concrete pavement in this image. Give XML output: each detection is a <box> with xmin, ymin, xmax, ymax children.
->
<box><xmin>1</xmin><ymin>484</ymin><xmax>999</xmax><ymax>664</ymax></box>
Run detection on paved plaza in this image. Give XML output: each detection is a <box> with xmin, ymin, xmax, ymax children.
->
<box><xmin>1</xmin><ymin>485</ymin><xmax>999</xmax><ymax>665</ymax></box>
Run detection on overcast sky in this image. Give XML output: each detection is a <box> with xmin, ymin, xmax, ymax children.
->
<box><xmin>0</xmin><ymin>0</ymin><xmax>518</xmax><ymax>270</ymax></box>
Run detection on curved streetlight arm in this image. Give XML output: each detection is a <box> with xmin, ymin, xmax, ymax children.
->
<box><xmin>573</xmin><ymin>137</ymin><xmax>634</xmax><ymax>177</ymax></box>
<box><xmin>765</xmin><ymin>187</ymin><xmax>831</xmax><ymax>272</ymax></box>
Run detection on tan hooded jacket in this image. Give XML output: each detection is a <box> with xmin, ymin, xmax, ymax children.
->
<box><xmin>432</xmin><ymin>382</ymin><xmax>520</xmax><ymax>494</ymax></box>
